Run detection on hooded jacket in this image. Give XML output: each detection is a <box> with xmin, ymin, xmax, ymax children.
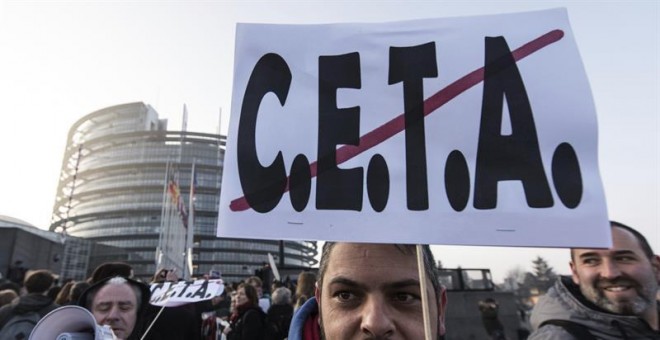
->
<box><xmin>529</xmin><ymin>276</ymin><xmax>660</xmax><ymax>340</ymax></box>
<box><xmin>0</xmin><ymin>293</ymin><xmax>58</xmax><ymax>328</ymax></box>
<box><xmin>287</xmin><ymin>296</ymin><xmax>321</xmax><ymax>340</ymax></box>
<box><xmin>78</xmin><ymin>276</ymin><xmax>152</xmax><ymax>340</ymax></box>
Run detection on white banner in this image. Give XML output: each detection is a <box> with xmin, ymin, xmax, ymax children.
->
<box><xmin>149</xmin><ymin>279</ymin><xmax>224</xmax><ymax>307</ymax></box>
<box><xmin>218</xmin><ymin>8</ymin><xmax>610</xmax><ymax>248</ymax></box>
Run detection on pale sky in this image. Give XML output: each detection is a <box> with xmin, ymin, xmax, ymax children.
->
<box><xmin>0</xmin><ymin>1</ymin><xmax>657</xmax><ymax>283</ymax></box>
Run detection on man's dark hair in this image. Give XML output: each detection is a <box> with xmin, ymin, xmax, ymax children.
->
<box><xmin>90</xmin><ymin>262</ymin><xmax>133</xmax><ymax>284</ymax></box>
<box><xmin>317</xmin><ymin>243</ymin><xmax>442</xmax><ymax>301</ymax></box>
<box><xmin>24</xmin><ymin>270</ymin><xmax>55</xmax><ymax>294</ymax></box>
<box><xmin>610</xmin><ymin>220</ymin><xmax>654</xmax><ymax>259</ymax></box>
<box><xmin>571</xmin><ymin>220</ymin><xmax>655</xmax><ymax>260</ymax></box>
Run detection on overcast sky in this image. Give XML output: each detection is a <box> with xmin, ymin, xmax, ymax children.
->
<box><xmin>0</xmin><ymin>1</ymin><xmax>657</xmax><ymax>283</ymax></box>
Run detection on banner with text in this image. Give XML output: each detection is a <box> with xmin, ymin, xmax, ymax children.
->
<box><xmin>218</xmin><ymin>8</ymin><xmax>610</xmax><ymax>248</ymax></box>
<box><xmin>149</xmin><ymin>279</ymin><xmax>224</xmax><ymax>307</ymax></box>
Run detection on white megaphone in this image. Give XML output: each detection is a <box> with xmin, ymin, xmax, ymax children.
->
<box><xmin>29</xmin><ymin>305</ymin><xmax>116</xmax><ymax>340</ymax></box>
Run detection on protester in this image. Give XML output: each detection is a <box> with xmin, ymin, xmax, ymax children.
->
<box><xmin>79</xmin><ymin>276</ymin><xmax>151</xmax><ymax>340</ymax></box>
<box><xmin>247</xmin><ymin>276</ymin><xmax>271</xmax><ymax>313</ymax></box>
<box><xmin>142</xmin><ymin>267</ymin><xmax>204</xmax><ymax>340</ymax></box>
<box><xmin>288</xmin><ymin>242</ymin><xmax>447</xmax><ymax>340</ymax></box>
<box><xmin>478</xmin><ymin>297</ymin><xmax>507</xmax><ymax>340</ymax></box>
<box><xmin>0</xmin><ymin>281</ymin><xmax>20</xmax><ymax>296</ymax></box>
<box><xmin>224</xmin><ymin>282</ymin><xmax>266</xmax><ymax>340</ymax></box>
<box><xmin>68</xmin><ymin>281</ymin><xmax>91</xmax><ymax>305</ymax></box>
<box><xmin>0</xmin><ymin>269</ymin><xmax>59</xmax><ymax>339</ymax></box>
<box><xmin>0</xmin><ymin>289</ymin><xmax>18</xmax><ymax>308</ymax></box>
<box><xmin>293</xmin><ymin>271</ymin><xmax>316</xmax><ymax>311</ymax></box>
<box><xmin>55</xmin><ymin>280</ymin><xmax>75</xmax><ymax>305</ymax></box>
<box><xmin>529</xmin><ymin>221</ymin><xmax>660</xmax><ymax>339</ymax></box>
<box><xmin>6</xmin><ymin>261</ymin><xmax>27</xmax><ymax>286</ymax></box>
<box><xmin>266</xmin><ymin>287</ymin><xmax>294</xmax><ymax>340</ymax></box>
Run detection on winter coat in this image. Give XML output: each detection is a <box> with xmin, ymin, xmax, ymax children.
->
<box><xmin>529</xmin><ymin>276</ymin><xmax>660</xmax><ymax>340</ymax></box>
<box><xmin>287</xmin><ymin>297</ymin><xmax>320</xmax><ymax>340</ymax></box>
<box><xmin>0</xmin><ymin>293</ymin><xmax>58</xmax><ymax>328</ymax></box>
<box><xmin>227</xmin><ymin>305</ymin><xmax>266</xmax><ymax>340</ymax></box>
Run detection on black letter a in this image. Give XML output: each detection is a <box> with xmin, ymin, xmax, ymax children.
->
<box><xmin>474</xmin><ymin>37</ymin><xmax>553</xmax><ymax>209</ymax></box>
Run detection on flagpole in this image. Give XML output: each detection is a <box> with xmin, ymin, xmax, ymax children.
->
<box><xmin>184</xmin><ymin>161</ymin><xmax>196</xmax><ymax>280</ymax></box>
<box><xmin>156</xmin><ymin>160</ymin><xmax>171</xmax><ymax>268</ymax></box>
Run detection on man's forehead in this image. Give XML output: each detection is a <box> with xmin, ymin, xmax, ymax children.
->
<box><xmin>574</xmin><ymin>227</ymin><xmax>643</xmax><ymax>257</ymax></box>
<box><xmin>94</xmin><ymin>284</ymin><xmax>137</xmax><ymax>301</ymax></box>
<box><xmin>326</xmin><ymin>243</ymin><xmax>417</xmax><ymax>274</ymax></box>
<box><xmin>329</xmin><ymin>243</ymin><xmax>414</xmax><ymax>259</ymax></box>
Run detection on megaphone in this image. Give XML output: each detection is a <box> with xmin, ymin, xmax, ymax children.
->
<box><xmin>29</xmin><ymin>305</ymin><xmax>116</xmax><ymax>340</ymax></box>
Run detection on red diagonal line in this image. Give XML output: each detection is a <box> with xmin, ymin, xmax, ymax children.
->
<box><xmin>230</xmin><ymin>29</ymin><xmax>565</xmax><ymax>211</ymax></box>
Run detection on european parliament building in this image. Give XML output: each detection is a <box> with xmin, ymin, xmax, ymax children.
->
<box><xmin>49</xmin><ymin>102</ymin><xmax>317</xmax><ymax>282</ymax></box>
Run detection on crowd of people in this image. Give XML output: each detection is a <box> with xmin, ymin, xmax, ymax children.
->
<box><xmin>0</xmin><ymin>220</ymin><xmax>657</xmax><ymax>339</ymax></box>
<box><xmin>0</xmin><ymin>260</ymin><xmax>314</xmax><ymax>340</ymax></box>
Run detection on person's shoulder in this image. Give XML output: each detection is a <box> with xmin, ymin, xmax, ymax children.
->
<box><xmin>528</xmin><ymin>323</ymin><xmax>579</xmax><ymax>340</ymax></box>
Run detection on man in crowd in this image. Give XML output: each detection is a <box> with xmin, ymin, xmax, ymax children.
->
<box><xmin>529</xmin><ymin>221</ymin><xmax>660</xmax><ymax>339</ymax></box>
<box><xmin>0</xmin><ymin>269</ymin><xmax>59</xmax><ymax>338</ymax></box>
<box><xmin>79</xmin><ymin>276</ymin><xmax>150</xmax><ymax>340</ymax></box>
<box><xmin>288</xmin><ymin>243</ymin><xmax>447</xmax><ymax>340</ymax></box>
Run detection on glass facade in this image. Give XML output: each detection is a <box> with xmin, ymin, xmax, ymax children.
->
<box><xmin>50</xmin><ymin>102</ymin><xmax>317</xmax><ymax>282</ymax></box>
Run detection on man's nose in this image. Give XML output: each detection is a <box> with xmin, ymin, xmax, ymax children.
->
<box><xmin>360</xmin><ymin>296</ymin><xmax>395</xmax><ymax>338</ymax></box>
<box><xmin>600</xmin><ymin>258</ymin><xmax>622</xmax><ymax>279</ymax></box>
<box><xmin>106</xmin><ymin>306</ymin><xmax>121</xmax><ymax>321</ymax></box>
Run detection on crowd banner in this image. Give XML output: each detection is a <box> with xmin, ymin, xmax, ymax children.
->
<box><xmin>149</xmin><ymin>279</ymin><xmax>224</xmax><ymax>307</ymax></box>
<box><xmin>218</xmin><ymin>8</ymin><xmax>610</xmax><ymax>248</ymax></box>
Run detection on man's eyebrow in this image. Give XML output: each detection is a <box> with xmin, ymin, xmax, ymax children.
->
<box><xmin>327</xmin><ymin>276</ymin><xmax>366</xmax><ymax>290</ymax></box>
<box><xmin>577</xmin><ymin>251</ymin><xmax>601</xmax><ymax>259</ymax></box>
<box><xmin>611</xmin><ymin>250</ymin><xmax>639</xmax><ymax>257</ymax></box>
<box><xmin>327</xmin><ymin>277</ymin><xmax>421</xmax><ymax>290</ymax></box>
<box><xmin>578</xmin><ymin>249</ymin><xmax>638</xmax><ymax>259</ymax></box>
<box><xmin>385</xmin><ymin>279</ymin><xmax>421</xmax><ymax>290</ymax></box>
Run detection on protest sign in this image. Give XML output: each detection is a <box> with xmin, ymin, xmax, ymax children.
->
<box><xmin>218</xmin><ymin>8</ymin><xmax>610</xmax><ymax>248</ymax></box>
<box><xmin>149</xmin><ymin>279</ymin><xmax>224</xmax><ymax>307</ymax></box>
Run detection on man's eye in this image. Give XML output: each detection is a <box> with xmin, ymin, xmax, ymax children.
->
<box><xmin>615</xmin><ymin>255</ymin><xmax>636</xmax><ymax>262</ymax></box>
<box><xmin>336</xmin><ymin>291</ymin><xmax>354</xmax><ymax>301</ymax></box>
<box><xmin>582</xmin><ymin>258</ymin><xmax>599</xmax><ymax>265</ymax></box>
<box><xmin>95</xmin><ymin>305</ymin><xmax>111</xmax><ymax>312</ymax></box>
<box><xmin>393</xmin><ymin>292</ymin><xmax>417</xmax><ymax>303</ymax></box>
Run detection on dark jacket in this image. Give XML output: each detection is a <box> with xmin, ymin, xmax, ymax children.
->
<box><xmin>287</xmin><ymin>297</ymin><xmax>320</xmax><ymax>340</ymax></box>
<box><xmin>139</xmin><ymin>302</ymin><xmax>205</xmax><ymax>340</ymax></box>
<box><xmin>266</xmin><ymin>303</ymin><xmax>293</xmax><ymax>340</ymax></box>
<box><xmin>529</xmin><ymin>276</ymin><xmax>660</xmax><ymax>340</ymax></box>
<box><xmin>0</xmin><ymin>293</ymin><xmax>59</xmax><ymax>328</ymax></box>
<box><xmin>227</xmin><ymin>305</ymin><xmax>266</xmax><ymax>340</ymax></box>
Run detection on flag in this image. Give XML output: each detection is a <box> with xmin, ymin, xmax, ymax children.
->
<box><xmin>168</xmin><ymin>176</ymin><xmax>188</xmax><ymax>229</ymax></box>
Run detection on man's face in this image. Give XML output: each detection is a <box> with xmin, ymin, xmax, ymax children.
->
<box><xmin>316</xmin><ymin>243</ymin><xmax>445</xmax><ymax>340</ymax></box>
<box><xmin>91</xmin><ymin>283</ymin><xmax>138</xmax><ymax>340</ymax></box>
<box><xmin>571</xmin><ymin>227</ymin><xmax>660</xmax><ymax>316</ymax></box>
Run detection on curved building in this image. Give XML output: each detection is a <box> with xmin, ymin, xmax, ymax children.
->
<box><xmin>50</xmin><ymin>102</ymin><xmax>317</xmax><ymax>281</ymax></box>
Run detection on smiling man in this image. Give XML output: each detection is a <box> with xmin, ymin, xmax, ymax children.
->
<box><xmin>529</xmin><ymin>221</ymin><xmax>660</xmax><ymax>339</ymax></box>
<box><xmin>288</xmin><ymin>242</ymin><xmax>447</xmax><ymax>340</ymax></box>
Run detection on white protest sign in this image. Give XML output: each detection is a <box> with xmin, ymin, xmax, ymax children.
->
<box><xmin>149</xmin><ymin>279</ymin><xmax>224</xmax><ymax>307</ymax></box>
<box><xmin>218</xmin><ymin>8</ymin><xmax>610</xmax><ymax>248</ymax></box>
<box><xmin>268</xmin><ymin>253</ymin><xmax>281</xmax><ymax>281</ymax></box>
